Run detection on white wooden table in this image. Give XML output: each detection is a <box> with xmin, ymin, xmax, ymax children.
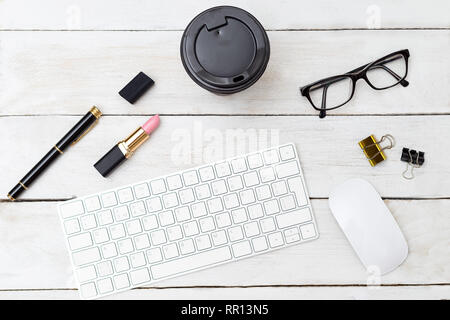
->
<box><xmin>0</xmin><ymin>0</ymin><xmax>449</xmax><ymax>300</ymax></box>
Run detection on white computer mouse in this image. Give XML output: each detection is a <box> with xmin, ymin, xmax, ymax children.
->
<box><xmin>329</xmin><ymin>178</ymin><xmax>408</xmax><ymax>275</ymax></box>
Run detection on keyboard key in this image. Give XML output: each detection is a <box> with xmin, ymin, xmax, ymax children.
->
<box><xmin>255</xmin><ymin>185</ymin><xmax>271</xmax><ymax>201</ymax></box>
<box><xmin>252</xmin><ymin>236</ymin><xmax>268</xmax><ymax>252</ymax></box>
<box><xmin>134</xmin><ymin>234</ymin><xmax>151</xmax><ymax>250</ymax></box>
<box><xmin>163</xmin><ymin>243</ymin><xmax>179</xmax><ymax>259</ymax></box>
<box><xmin>182</xmin><ymin>170</ymin><xmax>199</xmax><ymax>186</ymax></box>
<box><xmin>80</xmin><ymin>282</ymin><xmax>97</xmax><ymax>299</ymax></box>
<box><xmin>215</xmin><ymin>162</ymin><xmax>231</xmax><ymax>177</ymax></box>
<box><xmin>199</xmin><ymin>166</ymin><xmax>215</xmax><ymax>182</ymax></box>
<box><xmin>259</xmin><ymin>167</ymin><xmax>275</xmax><ymax>183</ymax></box>
<box><xmin>195</xmin><ymin>184</ymin><xmax>211</xmax><ymax>200</ymax></box>
<box><xmin>243</xmin><ymin>171</ymin><xmax>259</xmax><ymax>187</ymax></box>
<box><xmin>247</xmin><ymin>153</ymin><xmax>263</xmax><ymax>169</ymax></box>
<box><xmin>231</xmin><ymin>208</ymin><xmax>248</xmax><ymax>224</ymax></box>
<box><xmin>125</xmin><ymin>219</ymin><xmax>143</xmax><ymax>235</ymax></box>
<box><xmin>97</xmin><ymin>278</ymin><xmax>113</xmax><ymax>294</ymax></box>
<box><xmin>60</xmin><ymin>201</ymin><xmax>84</xmax><ymax>218</ymax></box>
<box><xmin>64</xmin><ymin>218</ymin><xmax>80</xmax><ymax>235</ymax></box>
<box><xmin>239</xmin><ymin>189</ymin><xmax>256</xmax><ymax>205</ymax></box>
<box><xmin>113</xmin><ymin>206</ymin><xmax>130</xmax><ymax>222</ymax></box>
<box><xmin>227</xmin><ymin>176</ymin><xmax>243</xmax><ymax>191</ymax></box>
<box><xmin>195</xmin><ymin>235</ymin><xmax>212</xmax><ymax>251</ymax></box>
<box><xmin>101</xmin><ymin>192</ymin><xmax>117</xmax><ymax>208</ymax></box>
<box><xmin>300</xmin><ymin>223</ymin><xmax>317</xmax><ymax>239</ymax></box>
<box><xmin>142</xmin><ymin>215</ymin><xmax>158</xmax><ymax>230</ymax></box>
<box><xmin>207</xmin><ymin>197</ymin><xmax>223</xmax><ymax>213</ymax></box>
<box><xmin>110</xmin><ymin>223</ymin><xmax>126</xmax><ymax>239</ymax></box>
<box><xmin>158</xmin><ymin>210</ymin><xmax>175</xmax><ymax>226</ymax></box>
<box><xmin>130</xmin><ymin>252</ymin><xmax>147</xmax><ymax>268</ymax></box>
<box><xmin>130</xmin><ymin>201</ymin><xmax>146</xmax><ymax>217</ymax></box>
<box><xmin>264</xmin><ymin>199</ymin><xmax>280</xmax><ymax>215</ymax></box>
<box><xmin>191</xmin><ymin>202</ymin><xmax>208</xmax><ymax>218</ymax></box>
<box><xmin>93</xmin><ymin>228</ymin><xmax>109</xmax><ymax>244</ymax></box>
<box><xmin>150</xmin><ymin>179</ymin><xmax>167</xmax><ymax>194</ymax></box>
<box><xmin>231</xmin><ymin>158</ymin><xmax>247</xmax><ymax>173</ymax></box>
<box><xmin>114</xmin><ymin>274</ymin><xmax>130</xmax><ymax>289</ymax></box>
<box><xmin>260</xmin><ymin>217</ymin><xmax>276</xmax><ymax>233</ymax></box>
<box><xmin>271</xmin><ymin>181</ymin><xmax>288</xmax><ymax>196</ymax></box>
<box><xmin>223</xmin><ymin>193</ymin><xmax>240</xmax><ymax>210</ymax></box>
<box><xmin>118</xmin><ymin>187</ymin><xmax>134</xmax><ymax>203</ymax></box>
<box><xmin>232</xmin><ymin>240</ymin><xmax>252</xmax><ymax>257</ymax></box>
<box><xmin>263</xmin><ymin>149</ymin><xmax>280</xmax><ymax>165</ymax></box>
<box><xmin>279</xmin><ymin>145</ymin><xmax>295</xmax><ymax>160</ymax></box>
<box><xmin>73</xmin><ymin>247</ymin><xmax>101</xmax><ymax>266</ymax></box>
<box><xmin>146</xmin><ymin>248</ymin><xmax>163</xmax><ymax>263</ymax></box>
<box><xmin>287</xmin><ymin>177</ymin><xmax>308</xmax><ymax>207</ymax></box>
<box><xmin>98</xmin><ymin>210</ymin><xmax>113</xmax><ymax>226</ymax></box>
<box><xmin>244</xmin><ymin>221</ymin><xmax>260</xmax><ymax>237</ymax></box>
<box><xmin>211</xmin><ymin>230</ymin><xmax>228</xmax><ymax>246</ymax></box>
<box><xmin>85</xmin><ymin>196</ymin><xmax>101</xmax><ymax>212</ymax></box>
<box><xmin>179</xmin><ymin>189</ymin><xmax>195</xmax><ymax>204</ymax></box>
<box><xmin>101</xmin><ymin>243</ymin><xmax>118</xmax><ymax>259</ymax></box>
<box><xmin>133</xmin><ymin>183</ymin><xmax>150</xmax><ymax>199</ymax></box>
<box><xmin>68</xmin><ymin>232</ymin><xmax>93</xmax><ymax>250</ymax></box>
<box><xmin>228</xmin><ymin>226</ymin><xmax>244</xmax><ymax>242</ymax></box>
<box><xmin>146</xmin><ymin>197</ymin><xmax>163</xmax><ymax>212</ymax></box>
<box><xmin>117</xmin><ymin>238</ymin><xmax>134</xmax><ymax>255</ymax></box>
<box><xmin>183</xmin><ymin>221</ymin><xmax>199</xmax><ymax>237</ymax></box>
<box><xmin>215</xmin><ymin>212</ymin><xmax>232</xmax><ymax>228</ymax></box>
<box><xmin>211</xmin><ymin>180</ymin><xmax>227</xmax><ymax>195</ymax></box>
<box><xmin>167</xmin><ymin>174</ymin><xmax>183</xmax><ymax>190</ymax></box>
<box><xmin>130</xmin><ymin>268</ymin><xmax>151</xmax><ymax>285</ymax></box>
<box><xmin>81</xmin><ymin>214</ymin><xmax>97</xmax><ymax>230</ymax></box>
<box><xmin>76</xmin><ymin>265</ymin><xmax>97</xmax><ymax>282</ymax></box>
<box><xmin>275</xmin><ymin>161</ymin><xmax>300</xmax><ymax>179</ymax></box>
<box><xmin>97</xmin><ymin>261</ymin><xmax>113</xmax><ymax>277</ymax></box>
<box><xmin>162</xmin><ymin>193</ymin><xmax>179</xmax><ymax>209</ymax></box>
<box><xmin>280</xmin><ymin>194</ymin><xmax>296</xmax><ymax>211</ymax></box>
<box><xmin>248</xmin><ymin>203</ymin><xmax>264</xmax><ymax>220</ymax></box>
<box><xmin>167</xmin><ymin>225</ymin><xmax>183</xmax><ymax>241</ymax></box>
<box><xmin>174</xmin><ymin>206</ymin><xmax>191</xmax><ymax>222</ymax></box>
<box><xmin>199</xmin><ymin>216</ymin><xmax>215</xmax><ymax>232</ymax></box>
<box><xmin>284</xmin><ymin>227</ymin><xmax>301</xmax><ymax>243</ymax></box>
<box><xmin>150</xmin><ymin>230</ymin><xmax>167</xmax><ymax>246</ymax></box>
<box><xmin>179</xmin><ymin>239</ymin><xmax>195</xmax><ymax>255</ymax></box>
<box><xmin>276</xmin><ymin>208</ymin><xmax>312</xmax><ymax>228</ymax></box>
<box><xmin>268</xmin><ymin>232</ymin><xmax>284</xmax><ymax>248</ymax></box>
<box><xmin>151</xmin><ymin>247</ymin><xmax>232</xmax><ymax>279</ymax></box>
<box><xmin>114</xmin><ymin>256</ymin><xmax>130</xmax><ymax>272</ymax></box>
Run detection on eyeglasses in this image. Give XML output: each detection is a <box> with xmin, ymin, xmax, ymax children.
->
<box><xmin>300</xmin><ymin>49</ymin><xmax>410</xmax><ymax>118</ymax></box>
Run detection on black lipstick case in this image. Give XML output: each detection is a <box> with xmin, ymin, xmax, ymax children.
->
<box><xmin>94</xmin><ymin>145</ymin><xmax>126</xmax><ymax>177</ymax></box>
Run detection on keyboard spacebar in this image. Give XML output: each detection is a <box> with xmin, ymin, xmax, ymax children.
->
<box><xmin>151</xmin><ymin>247</ymin><xmax>232</xmax><ymax>280</ymax></box>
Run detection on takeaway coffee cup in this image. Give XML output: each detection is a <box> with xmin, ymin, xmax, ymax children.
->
<box><xmin>180</xmin><ymin>6</ymin><xmax>270</xmax><ymax>94</ymax></box>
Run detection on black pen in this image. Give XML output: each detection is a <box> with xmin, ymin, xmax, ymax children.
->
<box><xmin>7</xmin><ymin>106</ymin><xmax>102</xmax><ymax>201</ymax></box>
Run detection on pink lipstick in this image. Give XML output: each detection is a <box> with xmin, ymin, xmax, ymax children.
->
<box><xmin>94</xmin><ymin>115</ymin><xmax>160</xmax><ymax>177</ymax></box>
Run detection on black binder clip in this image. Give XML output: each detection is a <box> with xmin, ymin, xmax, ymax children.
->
<box><xmin>400</xmin><ymin>147</ymin><xmax>425</xmax><ymax>180</ymax></box>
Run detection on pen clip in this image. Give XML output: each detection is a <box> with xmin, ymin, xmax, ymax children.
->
<box><xmin>71</xmin><ymin>119</ymin><xmax>99</xmax><ymax>146</ymax></box>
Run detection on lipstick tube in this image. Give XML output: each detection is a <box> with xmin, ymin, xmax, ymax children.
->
<box><xmin>94</xmin><ymin>115</ymin><xmax>160</xmax><ymax>177</ymax></box>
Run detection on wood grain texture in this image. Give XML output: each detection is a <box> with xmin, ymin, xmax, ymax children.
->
<box><xmin>0</xmin><ymin>31</ymin><xmax>448</xmax><ymax>116</ymax></box>
<box><xmin>0</xmin><ymin>285</ymin><xmax>448</xmax><ymax>300</ymax></box>
<box><xmin>1</xmin><ymin>116</ymin><xmax>448</xmax><ymax>200</ymax></box>
<box><xmin>0</xmin><ymin>0</ymin><xmax>449</xmax><ymax>30</ymax></box>
<box><xmin>0</xmin><ymin>199</ymin><xmax>448</xmax><ymax>289</ymax></box>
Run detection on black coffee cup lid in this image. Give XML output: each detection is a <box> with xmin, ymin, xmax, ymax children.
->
<box><xmin>180</xmin><ymin>6</ymin><xmax>270</xmax><ymax>94</ymax></box>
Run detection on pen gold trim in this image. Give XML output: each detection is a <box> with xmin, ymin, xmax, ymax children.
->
<box><xmin>72</xmin><ymin>106</ymin><xmax>102</xmax><ymax>146</ymax></box>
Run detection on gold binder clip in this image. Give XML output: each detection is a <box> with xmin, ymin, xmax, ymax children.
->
<box><xmin>358</xmin><ymin>134</ymin><xmax>395</xmax><ymax>167</ymax></box>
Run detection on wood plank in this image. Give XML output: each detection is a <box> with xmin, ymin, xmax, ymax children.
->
<box><xmin>0</xmin><ymin>200</ymin><xmax>448</xmax><ymax>289</ymax></box>
<box><xmin>0</xmin><ymin>116</ymin><xmax>448</xmax><ymax>200</ymax></box>
<box><xmin>0</xmin><ymin>0</ymin><xmax>448</xmax><ymax>30</ymax></box>
<box><xmin>0</xmin><ymin>285</ymin><xmax>448</xmax><ymax>300</ymax></box>
<box><xmin>0</xmin><ymin>30</ymin><xmax>448</xmax><ymax>116</ymax></box>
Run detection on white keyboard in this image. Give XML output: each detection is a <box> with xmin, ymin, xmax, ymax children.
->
<box><xmin>58</xmin><ymin>143</ymin><xmax>319</xmax><ymax>299</ymax></box>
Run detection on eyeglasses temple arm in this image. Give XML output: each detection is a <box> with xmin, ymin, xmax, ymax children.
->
<box><xmin>319</xmin><ymin>85</ymin><xmax>328</xmax><ymax>118</ymax></box>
